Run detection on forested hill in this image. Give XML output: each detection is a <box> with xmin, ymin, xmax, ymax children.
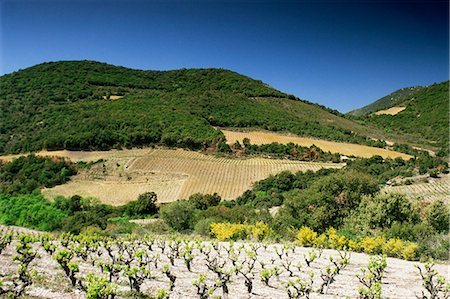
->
<box><xmin>352</xmin><ymin>81</ymin><xmax>449</xmax><ymax>152</ymax></box>
<box><xmin>0</xmin><ymin>61</ymin><xmax>395</xmax><ymax>154</ymax></box>
<box><xmin>347</xmin><ymin>85</ymin><xmax>425</xmax><ymax>117</ymax></box>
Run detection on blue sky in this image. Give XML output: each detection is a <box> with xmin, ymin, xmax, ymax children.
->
<box><xmin>1</xmin><ymin>0</ymin><xmax>448</xmax><ymax>112</ymax></box>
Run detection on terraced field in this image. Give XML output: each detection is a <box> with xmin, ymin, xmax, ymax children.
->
<box><xmin>383</xmin><ymin>174</ymin><xmax>450</xmax><ymax>203</ymax></box>
<box><xmin>40</xmin><ymin>148</ymin><xmax>343</xmax><ymax>205</ymax></box>
<box><xmin>221</xmin><ymin>129</ymin><xmax>412</xmax><ymax>159</ymax></box>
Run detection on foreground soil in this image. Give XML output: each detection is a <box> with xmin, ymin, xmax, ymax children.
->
<box><xmin>0</xmin><ymin>226</ymin><xmax>447</xmax><ymax>299</ymax></box>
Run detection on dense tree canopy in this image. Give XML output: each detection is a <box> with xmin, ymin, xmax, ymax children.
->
<box><xmin>1</xmin><ymin>60</ymin><xmax>394</xmax><ymax>154</ymax></box>
<box><xmin>0</xmin><ymin>155</ymin><xmax>76</xmax><ymax>195</ymax></box>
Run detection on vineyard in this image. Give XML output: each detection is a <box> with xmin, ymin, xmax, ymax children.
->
<box><xmin>41</xmin><ymin>149</ymin><xmax>342</xmax><ymax>205</ymax></box>
<box><xmin>0</xmin><ymin>226</ymin><xmax>448</xmax><ymax>299</ymax></box>
<box><xmin>220</xmin><ymin>129</ymin><xmax>412</xmax><ymax>159</ymax></box>
<box><xmin>384</xmin><ymin>174</ymin><xmax>450</xmax><ymax>202</ymax></box>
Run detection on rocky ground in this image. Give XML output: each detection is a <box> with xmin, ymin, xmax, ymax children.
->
<box><xmin>0</xmin><ymin>226</ymin><xmax>448</xmax><ymax>299</ymax></box>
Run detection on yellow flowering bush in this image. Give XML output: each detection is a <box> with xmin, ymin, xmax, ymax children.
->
<box><xmin>314</xmin><ymin>233</ymin><xmax>328</xmax><ymax>248</ymax></box>
<box><xmin>348</xmin><ymin>240</ymin><xmax>359</xmax><ymax>252</ymax></box>
<box><xmin>360</xmin><ymin>236</ymin><xmax>385</xmax><ymax>254</ymax></box>
<box><xmin>210</xmin><ymin>222</ymin><xmax>271</xmax><ymax>241</ymax></box>
<box><xmin>402</xmin><ymin>243</ymin><xmax>418</xmax><ymax>261</ymax></box>
<box><xmin>211</xmin><ymin>223</ymin><xmax>419</xmax><ymax>261</ymax></box>
<box><xmin>251</xmin><ymin>221</ymin><xmax>271</xmax><ymax>241</ymax></box>
<box><xmin>382</xmin><ymin>238</ymin><xmax>404</xmax><ymax>258</ymax></box>
<box><xmin>327</xmin><ymin>227</ymin><xmax>347</xmax><ymax>250</ymax></box>
<box><xmin>296</xmin><ymin>226</ymin><xmax>317</xmax><ymax>247</ymax></box>
<box><xmin>210</xmin><ymin>223</ymin><xmax>248</xmax><ymax>241</ymax></box>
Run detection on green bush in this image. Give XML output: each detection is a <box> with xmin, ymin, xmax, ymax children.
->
<box><xmin>276</xmin><ymin>170</ymin><xmax>379</xmax><ymax>232</ymax></box>
<box><xmin>425</xmin><ymin>200</ymin><xmax>449</xmax><ymax>233</ymax></box>
<box><xmin>160</xmin><ymin>200</ymin><xmax>196</xmax><ymax>231</ymax></box>
<box><xmin>121</xmin><ymin>192</ymin><xmax>159</xmax><ymax>217</ymax></box>
<box><xmin>187</xmin><ymin>193</ymin><xmax>221</xmax><ymax>210</ymax></box>
<box><xmin>194</xmin><ymin>218</ymin><xmax>217</xmax><ymax>236</ymax></box>
<box><xmin>343</xmin><ymin>193</ymin><xmax>420</xmax><ymax>235</ymax></box>
<box><xmin>0</xmin><ymin>194</ymin><xmax>67</xmax><ymax>231</ymax></box>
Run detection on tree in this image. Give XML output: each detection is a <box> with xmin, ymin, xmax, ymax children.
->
<box><xmin>124</xmin><ymin>192</ymin><xmax>158</xmax><ymax>217</ymax></box>
<box><xmin>188</xmin><ymin>193</ymin><xmax>221</xmax><ymax>210</ymax></box>
<box><xmin>425</xmin><ymin>200</ymin><xmax>449</xmax><ymax>233</ymax></box>
<box><xmin>275</xmin><ymin>171</ymin><xmax>379</xmax><ymax>232</ymax></box>
<box><xmin>160</xmin><ymin>200</ymin><xmax>195</xmax><ymax>231</ymax></box>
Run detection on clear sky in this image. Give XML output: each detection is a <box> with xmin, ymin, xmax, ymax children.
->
<box><xmin>1</xmin><ymin>0</ymin><xmax>448</xmax><ymax>112</ymax></box>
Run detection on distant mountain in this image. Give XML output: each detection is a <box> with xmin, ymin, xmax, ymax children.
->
<box><xmin>354</xmin><ymin>81</ymin><xmax>449</xmax><ymax>151</ymax></box>
<box><xmin>347</xmin><ymin>86</ymin><xmax>425</xmax><ymax>117</ymax></box>
<box><xmin>0</xmin><ymin>60</ymin><xmax>426</xmax><ymax>155</ymax></box>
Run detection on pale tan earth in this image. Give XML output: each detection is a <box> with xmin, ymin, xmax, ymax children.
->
<box><xmin>102</xmin><ymin>95</ymin><xmax>123</xmax><ymax>100</ymax></box>
<box><xmin>0</xmin><ymin>148</ymin><xmax>154</xmax><ymax>163</ymax></box>
<box><xmin>35</xmin><ymin>148</ymin><xmax>343</xmax><ymax>205</ymax></box>
<box><xmin>220</xmin><ymin>129</ymin><xmax>412</xmax><ymax>159</ymax></box>
<box><xmin>383</xmin><ymin>174</ymin><xmax>450</xmax><ymax>203</ymax></box>
<box><xmin>374</xmin><ymin>106</ymin><xmax>406</xmax><ymax>116</ymax></box>
<box><xmin>0</xmin><ymin>226</ymin><xmax>448</xmax><ymax>299</ymax></box>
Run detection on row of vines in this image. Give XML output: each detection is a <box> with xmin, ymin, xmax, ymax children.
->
<box><xmin>0</xmin><ymin>228</ymin><xmax>448</xmax><ymax>299</ymax></box>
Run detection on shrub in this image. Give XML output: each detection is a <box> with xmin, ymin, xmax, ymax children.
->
<box><xmin>0</xmin><ymin>154</ymin><xmax>76</xmax><ymax>195</ymax></box>
<box><xmin>311</xmin><ymin>233</ymin><xmax>326</xmax><ymax>248</ymax></box>
<box><xmin>344</xmin><ymin>193</ymin><xmax>420</xmax><ymax>236</ymax></box>
<box><xmin>188</xmin><ymin>193</ymin><xmax>221</xmax><ymax>210</ymax></box>
<box><xmin>0</xmin><ymin>194</ymin><xmax>67</xmax><ymax>231</ymax></box>
<box><xmin>209</xmin><ymin>222</ymin><xmax>271</xmax><ymax>241</ymax></box>
<box><xmin>360</xmin><ymin>236</ymin><xmax>385</xmax><ymax>254</ymax></box>
<box><xmin>194</xmin><ymin>218</ymin><xmax>217</xmax><ymax>236</ymax></box>
<box><xmin>425</xmin><ymin>200</ymin><xmax>449</xmax><ymax>233</ymax></box>
<box><xmin>327</xmin><ymin>228</ymin><xmax>348</xmax><ymax>250</ymax></box>
<box><xmin>123</xmin><ymin>192</ymin><xmax>159</xmax><ymax>217</ymax></box>
<box><xmin>402</xmin><ymin>243</ymin><xmax>418</xmax><ymax>261</ymax></box>
<box><xmin>53</xmin><ymin>195</ymin><xmax>83</xmax><ymax>216</ymax></box>
<box><xmin>250</xmin><ymin>221</ymin><xmax>272</xmax><ymax>241</ymax></box>
<box><xmin>382</xmin><ymin>238</ymin><xmax>404</xmax><ymax>258</ymax></box>
<box><xmin>160</xmin><ymin>200</ymin><xmax>195</xmax><ymax>232</ymax></box>
<box><xmin>296</xmin><ymin>227</ymin><xmax>317</xmax><ymax>247</ymax></box>
<box><xmin>348</xmin><ymin>240</ymin><xmax>359</xmax><ymax>251</ymax></box>
<box><xmin>210</xmin><ymin>223</ymin><xmax>248</xmax><ymax>241</ymax></box>
<box><xmin>277</xmin><ymin>171</ymin><xmax>379</xmax><ymax>232</ymax></box>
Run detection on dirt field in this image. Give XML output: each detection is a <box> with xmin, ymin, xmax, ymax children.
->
<box><xmin>374</xmin><ymin>106</ymin><xmax>406</xmax><ymax>115</ymax></box>
<box><xmin>102</xmin><ymin>95</ymin><xmax>123</xmax><ymax>100</ymax></box>
<box><xmin>221</xmin><ymin>129</ymin><xmax>412</xmax><ymax>159</ymax></box>
<box><xmin>383</xmin><ymin>174</ymin><xmax>450</xmax><ymax>203</ymax></box>
<box><xmin>39</xmin><ymin>148</ymin><xmax>343</xmax><ymax>205</ymax></box>
<box><xmin>0</xmin><ymin>225</ymin><xmax>448</xmax><ymax>299</ymax></box>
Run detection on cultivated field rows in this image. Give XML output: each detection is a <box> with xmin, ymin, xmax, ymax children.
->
<box><xmin>221</xmin><ymin>129</ymin><xmax>412</xmax><ymax>159</ymax></box>
<box><xmin>42</xmin><ymin>149</ymin><xmax>343</xmax><ymax>205</ymax></box>
<box><xmin>383</xmin><ymin>174</ymin><xmax>450</xmax><ymax>203</ymax></box>
<box><xmin>0</xmin><ymin>227</ymin><xmax>448</xmax><ymax>299</ymax></box>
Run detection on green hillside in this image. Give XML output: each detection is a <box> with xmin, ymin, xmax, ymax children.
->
<box><xmin>347</xmin><ymin>86</ymin><xmax>424</xmax><ymax>117</ymax></box>
<box><xmin>0</xmin><ymin>60</ymin><xmax>392</xmax><ymax>155</ymax></box>
<box><xmin>356</xmin><ymin>81</ymin><xmax>449</xmax><ymax>151</ymax></box>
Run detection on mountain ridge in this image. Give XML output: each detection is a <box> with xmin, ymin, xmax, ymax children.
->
<box><xmin>347</xmin><ymin>85</ymin><xmax>426</xmax><ymax>117</ymax></box>
<box><xmin>0</xmin><ymin>60</ymin><xmax>444</xmax><ymax>155</ymax></box>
